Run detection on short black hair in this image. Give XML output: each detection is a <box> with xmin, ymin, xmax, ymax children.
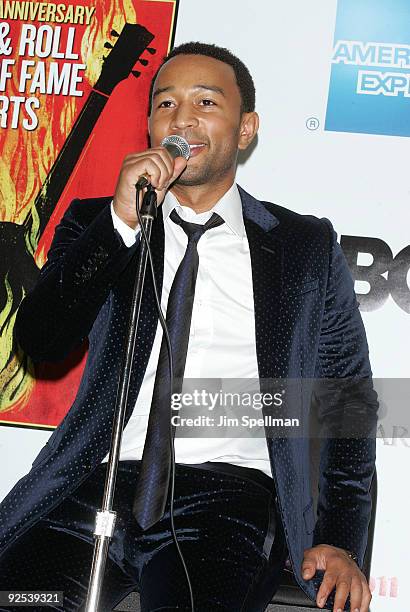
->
<box><xmin>148</xmin><ymin>41</ymin><xmax>255</xmax><ymax>115</ymax></box>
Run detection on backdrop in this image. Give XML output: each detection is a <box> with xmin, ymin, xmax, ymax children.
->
<box><xmin>0</xmin><ymin>1</ymin><xmax>408</xmax><ymax>610</ymax></box>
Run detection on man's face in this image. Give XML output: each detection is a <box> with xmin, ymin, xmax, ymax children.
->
<box><xmin>149</xmin><ymin>54</ymin><xmax>252</xmax><ymax>186</ymax></box>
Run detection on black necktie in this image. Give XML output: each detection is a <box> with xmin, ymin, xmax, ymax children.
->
<box><xmin>133</xmin><ymin>208</ymin><xmax>224</xmax><ymax>530</ymax></box>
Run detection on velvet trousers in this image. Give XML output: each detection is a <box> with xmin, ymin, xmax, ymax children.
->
<box><xmin>0</xmin><ymin>460</ymin><xmax>287</xmax><ymax>612</ymax></box>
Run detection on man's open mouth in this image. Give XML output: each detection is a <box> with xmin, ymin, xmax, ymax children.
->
<box><xmin>188</xmin><ymin>143</ymin><xmax>206</xmax><ymax>157</ymax></box>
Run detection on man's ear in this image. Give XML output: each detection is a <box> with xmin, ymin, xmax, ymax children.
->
<box><xmin>238</xmin><ymin>112</ymin><xmax>259</xmax><ymax>150</ymax></box>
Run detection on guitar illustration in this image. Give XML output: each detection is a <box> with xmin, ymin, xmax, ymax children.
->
<box><xmin>0</xmin><ymin>23</ymin><xmax>155</xmax><ymax>414</ymax></box>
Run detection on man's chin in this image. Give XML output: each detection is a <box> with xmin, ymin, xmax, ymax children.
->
<box><xmin>172</xmin><ymin>167</ymin><xmax>210</xmax><ymax>187</ymax></box>
<box><xmin>173</xmin><ymin>176</ymin><xmax>207</xmax><ymax>187</ymax></box>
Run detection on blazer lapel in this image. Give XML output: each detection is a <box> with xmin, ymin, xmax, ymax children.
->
<box><xmin>240</xmin><ymin>187</ymin><xmax>284</xmax><ymax>381</ymax></box>
<box><xmin>123</xmin><ymin>189</ymin><xmax>283</xmax><ymax>411</ymax></box>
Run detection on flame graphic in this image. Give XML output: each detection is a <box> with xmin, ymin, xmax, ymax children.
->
<box><xmin>82</xmin><ymin>0</ymin><xmax>137</xmax><ymax>84</ymax></box>
<box><xmin>0</xmin><ymin>1</ymin><xmax>139</xmax><ymax>415</ymax></box>
<box><xmin>0</xmin><ymin>277</ymin><xmax>35</xmax><ymax>413</ymax></box>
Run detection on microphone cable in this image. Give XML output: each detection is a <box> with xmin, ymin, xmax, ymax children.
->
<box><xmin>135</xmin><ymin>183</ymin><xmax>195</xmax><ymax>612</ymax></box>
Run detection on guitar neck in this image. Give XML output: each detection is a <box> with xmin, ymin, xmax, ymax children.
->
<box><xmin>33</xmin><ymin>90</ymin><xmax>109</xmax><ymax>237</ymax></box>
<box><xmin>24</xmin><ymin>23</ymin><xmax>154</xmax><ymax>240</ymax></box>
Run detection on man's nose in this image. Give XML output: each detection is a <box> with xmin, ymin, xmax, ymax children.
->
<box><xmin>170</xmin><ymin>103</ymin><xmax>199</xmax><ymax>130</ymax></box>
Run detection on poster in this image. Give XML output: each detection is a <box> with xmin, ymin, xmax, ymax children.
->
<box><xmin>0</xmin><ymin>0</ymin><xmax>178</xmax><ymax>428</ymax></box>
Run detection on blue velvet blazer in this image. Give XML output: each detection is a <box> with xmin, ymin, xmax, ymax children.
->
<box><xmin>0</xmin><ymin>186</ymin><xmax>377</xmax><ymax>603</ymax></box>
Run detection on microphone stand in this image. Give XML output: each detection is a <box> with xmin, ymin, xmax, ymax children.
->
<box><xmin>85</xmin><ymin>185</ymin><xmax>157</xmax><ymax>612</ymax></box>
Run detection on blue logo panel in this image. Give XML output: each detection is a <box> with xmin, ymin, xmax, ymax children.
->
<box><xmin>325</xmin><ymin>0</ymin><xmax>410</xmax><ymax>137</ymax></box>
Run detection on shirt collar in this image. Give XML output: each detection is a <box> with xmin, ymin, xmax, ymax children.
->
<box><xmin>162</xmin><ymin>183</ymin><xmax>245</xmax><ymax>238</ymax></box>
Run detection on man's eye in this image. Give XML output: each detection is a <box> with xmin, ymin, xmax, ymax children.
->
<box><xmin>158</xmin><ymin>100</ymin><xmax>174</xmax><ymax>108</ymax></box>
<box><xmin>200</xmin><ymin>99</ymin><xmax>216</xmax><ymax>106</ymax></box>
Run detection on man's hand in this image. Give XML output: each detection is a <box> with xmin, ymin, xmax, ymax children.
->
<box><xmin>113</xmin><ymin>147</ymin><xmax>188</xmax><ymax>229</ymax></box>
<box><xmin>302</xmin><ymin>544</ymin><xmax>371</xmax><ymax>612</ymax></box>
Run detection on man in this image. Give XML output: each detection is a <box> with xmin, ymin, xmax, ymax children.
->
<box><xmin>0</xmin><ymin>43</ymin><xmax>376</xmax><ymax>612</ymax></box>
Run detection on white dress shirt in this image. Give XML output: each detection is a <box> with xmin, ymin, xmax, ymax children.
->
<box><xmin>105</xmin><ymin>183</ymin><xmax>271</xmax><ymax>477</ymax></box>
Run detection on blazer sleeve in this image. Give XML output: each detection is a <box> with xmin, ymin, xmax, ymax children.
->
<box><xmin>312</xmin><ymin>218</ymin><xmax>378</xmax><ymax>568</ymax></box>
<box><xmin>15</xmin><ymin>198</ymin><xmax>139</xmax><ymax>362</ymax></box>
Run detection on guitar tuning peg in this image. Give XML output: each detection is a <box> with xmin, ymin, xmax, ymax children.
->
<box><xmin>102</xmin><ymin>56</ymin><xmax>107</xmax><ymax>62</ymax></box>
<box><xmin>111</xmin><ymin>29</ymin><xmax>120</xmax><ymax>37</ymax></box>
<box><xmin>147</xmin><ymin>47</ymin><xmax>156</xmax><ymax>55</ymax></box>
<box><xmin>104</xmin><ymin>42</ymin><xmax>114</xmax><ymax>49</ymax></box>
<box><xmin>132</xmin><ymin>70</ymin><xmax>141</xmax><ymax>79</ymax></box>
<box><xmin>139</xmin><ymin>58</ymin><xmax>149</xmax><ymax>66</ymax></box>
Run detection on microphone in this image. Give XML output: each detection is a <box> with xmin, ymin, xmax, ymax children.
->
<box><xmin>136</xmin><ymin>135</ymin><xmax>191</xmax><ymax>188</ymax></box>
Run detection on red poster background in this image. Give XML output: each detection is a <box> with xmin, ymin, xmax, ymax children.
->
<box><xmin>0</xmin><ymin>0</ymin><xmax>179</xmax><ymax>429</ymax></box>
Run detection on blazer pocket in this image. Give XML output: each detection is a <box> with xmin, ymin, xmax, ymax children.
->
<box><xmin>303</xmin><ymin>497</ymin><xmax>316</xmax><ymax>534</ymax></box>
<box><xmin>283</xmin><ymin>278</ymin><xmax>319</xmax><ymax>297</ymax></box>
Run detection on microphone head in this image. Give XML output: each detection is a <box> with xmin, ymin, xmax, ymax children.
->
<box><xmin>161</xmin><ymin>135</ymin><xmax>191</xmax><ymax>160</ymax></box>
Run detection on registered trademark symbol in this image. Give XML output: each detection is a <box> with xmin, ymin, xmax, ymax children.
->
<box><xmin>306</xmin><ymin>117</ymin><xmax>320</xmax><ymax>130</ymax></box>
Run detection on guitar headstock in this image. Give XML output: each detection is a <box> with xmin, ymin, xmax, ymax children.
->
<box><xmin>94</xmin><ymin>23</ymin><xmax>155</xmax><ymax>95</ymax></box>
